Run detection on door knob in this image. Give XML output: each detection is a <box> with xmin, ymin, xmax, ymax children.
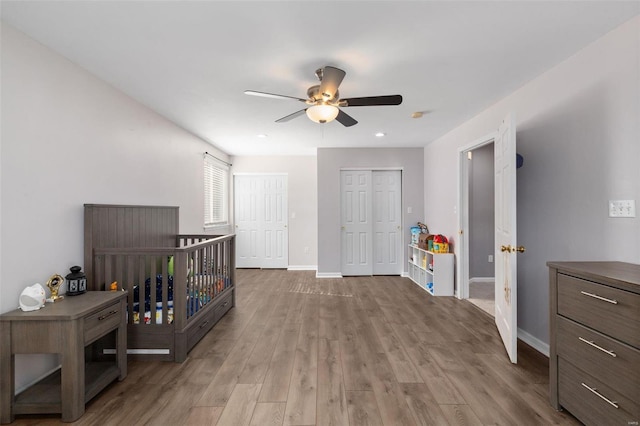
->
<box><xmin>500</xmin><ymin>245</ymin><xmax>512</xmax><ymax>252</ymax></box>
<box><xmin>515</xmin><ymin>246</ymin><xmax>525</xmax><ymax>253</ymax></box>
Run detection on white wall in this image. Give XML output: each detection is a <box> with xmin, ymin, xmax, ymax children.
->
<box><xmin>317</xmin><ymin>148</ymin><xmax>424</xmax><ymax>276</ymax></box>
<box><xmin>230</xmin><ymin>156</ymin><xmax>318</xmax><ymax>269</ymax></box>
<box><xmin>0</xmin><ymin>24</ymin><xmax>230</xmax><ymax>390</ymax></box>
<box><xmin>424</xmin><ymin>17</ymin><xmax>639</xmax><ymax>349</ymax></box>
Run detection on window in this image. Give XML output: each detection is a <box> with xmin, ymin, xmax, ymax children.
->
<box><xmin>204</xmin><ymin>155</ymin><xmax>229</xmax><ymax>228</ymax></box>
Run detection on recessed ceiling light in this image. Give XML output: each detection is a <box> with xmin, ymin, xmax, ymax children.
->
<box><xmin>257</xmin><ymin>134</ymin><xmax>268</xmax><ymax>138</ymax></box>
<box><xmin>375</xmin><ymin>132</ymin><xmax>386</xmax><ymax>137</ymax></box>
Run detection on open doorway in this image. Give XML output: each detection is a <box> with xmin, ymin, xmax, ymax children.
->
<box><xmin>466</xmin><ymin>143</ymin><xmax>495</xmax><ymax>316</ymax></box>
<box><xmin>457</xmin><ymin>136</ymin><xmax>496</xmax><ymax>312</ymax></box>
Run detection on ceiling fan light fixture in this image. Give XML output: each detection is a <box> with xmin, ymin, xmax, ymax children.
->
<box><xmin>306</xmin><ymin>104</ymin><xmax>339</xmax><ymax>124</ymax></box>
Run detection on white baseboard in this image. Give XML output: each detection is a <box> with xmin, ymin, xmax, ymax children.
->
<box><xmin>316</xmin><ymin>272</ymin><xmax>343</xmax><ymax>279</ymax></box>
<box><xmin>469</xmin><ymin>277</ymin><xmax>494</xmax><ymax>284</ymax></box>
<box><xmin>518</xmin><ymin>327</ymin><xmax>549</xmax><ymax>357</ymax></box>
<box><xmin>287</xmin><ymin>265</ymin><xmax>318</xmax><ymax>271</ymax></box>
<box><xmin>401</xmin><ymin>271</ymin><xmax>409</xmax><ymax>278</ymax></box>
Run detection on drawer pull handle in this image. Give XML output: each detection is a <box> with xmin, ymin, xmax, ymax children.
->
<box><xmin>580</xmin><ymin>291</ymin><xmax>618</xmax><ymax>304</ymax></box>
<box><xmin>199</xmin><ymin>320</ymin><xmax>209</xmax><ymax>329</ymax></box>
<box><xmin>98</xmin><ymin>310</ymin><xmax>118</xmax><ymax>321</ymax></box>
<box><xmin>581</xmin><ymin>383</ymin><xmax>619</xmax><ymax>409</ymax></box>
<box><xmin>222</xmin><ymin>302</ymin><xmax>229</xmax><ymax>307</ymax></box>
<box><xmin>578</xmin><ymin>337</ymin><xmax>617</xmax><ymax>357</ymax></box>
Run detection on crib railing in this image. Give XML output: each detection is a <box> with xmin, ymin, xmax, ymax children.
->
<box><xmin>92</xmin><ymin>234</ymin><xmax>235</xmax><ymax>332</ymax></box>
<box><xmin>176</xmin><ymin>234</ymin><xmax>223</xmax><ymax>247</ymax></box>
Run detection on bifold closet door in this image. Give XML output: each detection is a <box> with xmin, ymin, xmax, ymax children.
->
<box><xmin>341</xmin><ymin>170</ymin><xmax>373</xmax><ymax>276</ymax></box>
<box><xmin>372</xmin><ymin>170</ymin><xmax>403</xmax><ymax>275</ymax></box>
<box><xmin>341</xmin><ymin>170</ymin><xmax>402</xmax><ymax>276</ymax></box>
<box><xmin>234</xmin><ymin>175</ymin><xmax>288</xmax><ymax>269</ymax></box>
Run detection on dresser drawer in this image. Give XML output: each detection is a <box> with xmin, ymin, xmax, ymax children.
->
<box><xmin>84</xmin><ymin>302</ymin><xmax>122</xmax><ymax>344</ymax></box>
<box><xmin>559</xmin><ymin>358</ymin><xmax>639</xmax><ymax>426</ymax></box>
<box><xmin>557</xmin><ymin>273</ymin><xmax>640</xmax><ymax>347</ymax></box>
<box><xmin>556</xmin><ymin>316</ymin><xmax>639</xmax><ymax>398</ymax></box>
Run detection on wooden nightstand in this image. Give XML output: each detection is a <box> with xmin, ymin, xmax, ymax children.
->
<box><xmin>0</xmin><ymin>291</ymin><xmax>127</xmax><ymax>423</ymax></box>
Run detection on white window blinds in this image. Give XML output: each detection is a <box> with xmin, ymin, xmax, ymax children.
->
<box><xmin>204</xmin><ymin>155</ymin><xmax>229</xmax><ymax>227</ymax></box>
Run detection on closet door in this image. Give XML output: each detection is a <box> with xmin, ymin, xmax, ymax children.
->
<box><xmin>235</xmin><ymin>175</ymin><xmax>260</xmax><ymax>268</ymax></box>
<box><xmin>341</xmin><ymin>170</ymin><xmax>403</xmax><ymax>276</ymax></box>
<box><xmin>234</xmin><ymin>174</ymin><xmax>288</xmax><ymax>269</ymax></box>
<box><xmin>262</xmin><ymin>175</ymin><xmax>288</xmax><ymax>268</ymax></box>
<box><xmin>341</xmin><ymin>170</ymin><xmax>373</xmax><ymax>276</ymax></box>
<box><xmin>372</xmin><ymin>170</ymin><xmax>403</xmax><ymax>275</ymax></box>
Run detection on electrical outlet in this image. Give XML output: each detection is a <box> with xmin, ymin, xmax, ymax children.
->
<box><xmin>609</xmin><ymin>200</ymin><xmax>636</xmax><ymax>218</ymax></box>
<box><xmin>488</xmin><ymin>254</ymin><xmax>494</xmax><ymax>263</ymax></box>
<box><xmin>304</xmin><ymin>246</ymin><xmax>310</xmax><ymax>254</ymax></box>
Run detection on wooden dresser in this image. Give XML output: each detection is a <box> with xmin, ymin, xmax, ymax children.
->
<box><xmin>0</xmin><ymin>291</ymin><xmax>127</xmax><ymax>423</ymax></box>
<box><xmin>548</xmin><ymin>261</ymin><xmax>639</xmax><ymax>425</ymax></box>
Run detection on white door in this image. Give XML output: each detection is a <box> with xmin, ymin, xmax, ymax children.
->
<box><xmin>234</xmin><ymin>175</ymin><xmax>288</xmax><ymax>269</ymax></box>
<box><xmin>494</xmin><ymin>113</ymin><xmax>518</xmax><ymax>363</ymax></box>
<box><xmin>235</xmin><ymin>175</ymin><xmax>260</xmax><ymax>268</ymax></box>
<box><xmin>341</xmin><ymin>170</ymin><xmax>373</xmax><ymax>276</ymax></box>
<box><xmin>262</xmin><ymin>175</ymin><xmax>288</xmax><ymax>268</ymax></box>
<box><xmin>372</xmin><ymin>170</ymin><xmax>403</xmax><ymax>275</ymax></box>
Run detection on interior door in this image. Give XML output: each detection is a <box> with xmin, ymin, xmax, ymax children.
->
<box><xmin>234</xmin><ymin>175</ymin><xmax>260</xmax><ymax>268</ymax></box>
<box><xmin>341</xmin><ymin>170</ymin><xmax>373</xmax><ymax>276</ymax></box>
<box><xmin>372</xmin><ymin>170</ymin><xmax>403</xmax><ymax>275</ymax></box>
<box><xmin>494</xmin><ymin>113</ymin><xmax>518</xmax><ymax>363</ymax></box>
<box><xmin>234</xmin><ymin>174</ymin><xmax>288</xmax><ymax>269</ymax></box>
<box><xmin>262</xmin><ymin>175</ymin><xmax>288</xmax><ymax>268</ymax></box>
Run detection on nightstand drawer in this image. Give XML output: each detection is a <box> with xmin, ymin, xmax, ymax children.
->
<box><xmin>556</xmin><ymin>316</ymin><xmax>639</xmax><ymax>397</ymax></box>
<box><xmin>559</xmin><ymin>358</ymin><xmax>639</xmax><ymax>426</ymax></box>
<box><xmin>557</xmin><ymin>273</ymin><xmax>640</xmax><ymax>347</ymax></box>
<box><xmin>84</xmin><ymin>302</ymin><xmax>122</xmax><ymax>344</ymax></box>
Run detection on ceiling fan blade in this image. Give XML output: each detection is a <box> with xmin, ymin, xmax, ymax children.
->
<box><xmin>245</xmin><ymin>90</ymin><xmax>307</xmax><ymax>102</ymax></box>
<box><xmin>340</xmin><ymin>95</ymin><xmax>403</xmax><ymax>107</ymax></box>
<box><xmin>319</xmin><ymin>66</ymin><xmax>346</xmax><ymax>100</ymax></box>
<box><xmin>275</xmin><ymin>109</ymin><xmax>307</xmax><ymax>123</ymax></box>
<box><xmin>335</xmin><ymin>109</ymin><xmax>358</xmax><ymax>127</ymax></box>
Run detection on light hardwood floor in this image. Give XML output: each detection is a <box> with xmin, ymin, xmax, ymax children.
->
<box><xmin>12</xmin><ymin>270</ymin><xmax>580</xmax><ymax>425</ymax></box>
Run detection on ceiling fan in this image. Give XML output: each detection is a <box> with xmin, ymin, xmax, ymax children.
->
<box><xmin>244</xmin><ymin>66</ymin><xmax>402</xmax><ymax>127</ymax></box>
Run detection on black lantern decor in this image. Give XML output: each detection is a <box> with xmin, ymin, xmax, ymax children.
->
<box><xmin>65</xmin><ymin>266</ymin><xmax>87</xmax><ymax>296</ymax></box>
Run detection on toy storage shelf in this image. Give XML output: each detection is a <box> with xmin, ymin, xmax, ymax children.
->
<box><xmin>407</xmin><ymin>245</ymin><xmax>454</xmax><ymax>296</ymax></box>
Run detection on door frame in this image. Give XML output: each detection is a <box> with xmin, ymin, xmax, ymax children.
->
<box><xmin>340</xmin><ymin>167</ymin><xmax>404</xmax><ymax>276</ymax></box>
<box><xmin>456</xmin><ymin>133</ymin><xmax>497</xmax><ymax>300</ymax></box>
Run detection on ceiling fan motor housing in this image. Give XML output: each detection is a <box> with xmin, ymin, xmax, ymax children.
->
<box><xmin>307</xmin><ymin>85</ymin><xmax>338</xmax><ymax>104</ymax></box>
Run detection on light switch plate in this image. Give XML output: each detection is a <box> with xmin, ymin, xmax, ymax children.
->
<box><xmin>609</xmin><ymin>200</ymin><xmax>636</xmax><ymax>218</ymax></box>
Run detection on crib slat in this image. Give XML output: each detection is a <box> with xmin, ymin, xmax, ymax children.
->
<box><xmin>162</xmin><ymin>255</ymin><xmax>168</xmax><ymax>326</ymax></box>
<box><xmin>127</xmin><ymin>256</ymin><xmax>135</xmax><ymax>326</ymax></box>
<box><xmin>149</xmin><ymin>255</ymin><xmax>157</xmax><ymax>326</ymax></box>
<box><xmin>138</xmin><ymin>257</ymin><xmax>146</xmax><ymax>326</ymax></box>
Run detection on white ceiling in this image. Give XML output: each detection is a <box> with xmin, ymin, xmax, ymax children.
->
<box><xmin>2</xmin><ymin>1</ymin><xmax>638</xmax><ymax>156</ymax></box>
